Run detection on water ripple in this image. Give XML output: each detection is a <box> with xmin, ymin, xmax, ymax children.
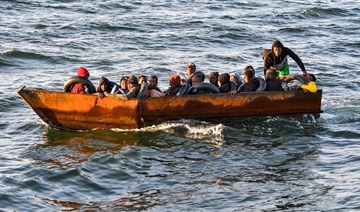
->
<box><xmin>1</xmin><ymin>0</ymin><xmax>360</xmax><ymax>211</ymax></box>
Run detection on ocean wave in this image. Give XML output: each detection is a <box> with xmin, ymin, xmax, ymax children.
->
<box><xmin>0</xmin><ymin>57</ymin><xmax>11</xmax><ymax>66</ymax></box>
<box><xmin>1</xmin><ymin>0</ymin><xmax>360</xmax><ymax>211</ymax></box>
<box><xmin>0</xmin><ymin>94</ymin><xmax>23</xmax><ymax>113</ymax></box>
<box><xmin>302</xmin><ymin>7</ymin><xmax>347</xmax><ymax>17</ymax></box>
<box><xmin>87</xmin><ymin>21</ymin><xmax>139</xmax><ymax>32</ymax></box>
<box><xmin>1</xmin><ymin>50</ymin><xmax>50</xmax><ymax>60</ymax></box>
<box><xmin>278</xmin><ymin>27</ymin><xmax>308</xmax><ymax>33</ymax></box>
<box><xmin>344</xmin><ymin>41</ymin><xmax>360</xmax><ymax>48</ymax></box>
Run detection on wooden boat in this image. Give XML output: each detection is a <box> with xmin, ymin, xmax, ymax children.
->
<box><xmin>18</xmin><ymin>86</ymin><xmax>322</xmax><ymax>130</ymax></box>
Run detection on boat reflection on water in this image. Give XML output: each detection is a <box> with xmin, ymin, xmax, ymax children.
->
<box><xmin>34</xmin><ymin>119</ymin><xmax>227</xmax><ymax>167</ymax></box>
<box><xmin>38</xmin><ymin>128</ymin><xmax>141</xmax><ymax>167</ymax></box>
<box><xmin>39</xmin><ymin>188</ymin><xmax>165</xmax><ymax>211</ymax></box>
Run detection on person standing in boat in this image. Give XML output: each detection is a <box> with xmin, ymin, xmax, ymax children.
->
<box><xmin>147</xmin><ymin>75</ymin><xmax>164</xmax><ymax>97</ymax></box>
<box><xmin>70</xmin><ymin>66</ymin><xmax>92</xmax><ymax>94</ymax></box>
<box><xmin>106</xmin><ymin>75</ymin><xmax>139</xmax><ymax>99</ymax></box>
<box><xmin>263</xmin><ymin>40</ymin><xmax>307</xmax><ymax>80</ymax></box>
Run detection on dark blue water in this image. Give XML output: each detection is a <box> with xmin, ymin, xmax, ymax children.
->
<box><xmin>1</xmin><ymin>0</ymin><xmax>360</xmax><ymax>211</ymax></box>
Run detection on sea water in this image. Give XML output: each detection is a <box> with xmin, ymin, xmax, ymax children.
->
<box><xmin>1</xmin><ymin>0</ymin><xmax>360</xmax><ymax>211</ymax></box>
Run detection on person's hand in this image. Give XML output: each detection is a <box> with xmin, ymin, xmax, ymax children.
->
<box><xmin>228</xmin><ymin>90</ymin><xmax>237</xmax><ymax>96</ymax></box>
<box><xmin>103</xmin><ymin>91</ymin><xmax>110</xmax><ymax>97</ymax></box>
<box><xmin>302</xmin><ymin>70</ymin><xmax>308</xmax><ymax>76</ymax></box>
<box><xmin>97</xmin><ymin>92</ymin><xmax>104</xmax><ymax>99</ymax></box>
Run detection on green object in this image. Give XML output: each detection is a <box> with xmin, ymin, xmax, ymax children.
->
<box><xmin>276</xmin><ymin>63</ymin><xmax>290</xmax><ymax>78</ymax></box>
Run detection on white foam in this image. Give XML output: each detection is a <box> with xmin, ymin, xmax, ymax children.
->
<box><xmin>183</xmin><ymin>122</ymin><xmax>225</xmax><ymax>147</ymax></box>
<box><xmin>111</xmin><ymin>120</ymin><xmax>225</xmax><ymax>147</ymax></box>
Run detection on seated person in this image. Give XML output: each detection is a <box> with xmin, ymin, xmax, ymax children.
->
<box><xmin>163</xmin><ymin>74</ymin><xmax>182</xmax><ymax>96</ymax></box>
<box><xmin>305</xmin><ymin>73</ymin><xmax>317</xmax><ymax>82</ymax></box>
<box><xmin>137</xmin><ymin>75</ymin><xmax>148</xmax><ymax>98</ymax></box>
<box><xmin>218</xmin><ymin>73</ymin><xmax>232</xmax><ymax>93</ymax></box>
<box><xmin>264</xmin><ymin>68</ymin><xmax>284</xmax><ymax>91</ymax></box>
<box><xmin>191</xmin><ymin>74</ymin><xmax>203</xmax><ymax>86</ymax></box>
<box><xmin>138</xmin><ymin>75</ymin><xmax>147</xmax><ymax>84</ymax></box>
<box><xmin>245</xmin><ymin>65</ymin><xmax>256</xmax><ymax>77</ymax></box>
<box><xmin>230</xmin><ymin>72</ymin><xmax>242</xmax><ymax>90</ymax></box>
<box><xmin>117</xmin><ymin>76</ymin><xmax>129</xmax><ymax>94</ymax></box>
<box><xmin>208</xmin><ymin>71</ymin><xmax>219</xmax><ymax>87</ymax></box>
<box><xmin>70</xmin><ymin>67</ymin><xmax>92</xmax><ymax>94</ymax></box>
<box><xmin>96</xmin><ymin>76</ymin><xmax>118</xmax><ymax>98</ymax></box>
<box><xmin>285</xmin><ymin>73</ymin><xmax>317</xmax><ymax>93</ymax></box>
<box><xmin>147</xmin><ymin>75</ymin><xmax>164</xmax><ymax>97</ymax></box>
<box><xmin>106</xmin><ymin>75</ymin><xmax>139</xmax><ymax>99</ymax></box>
<box><xmin>302</xmin><ymin>73</ymin><xmax>317</xmax><ymax>92</ymax></box>
<box><xmin>185</xmin><ymin>62</ymin><xmax>197</xmax><ymax>85</ymax></box>
<box><xmin>238</xmin><ymin>69</ymin><xmax>260</xmax><ymax>92</ymax></box>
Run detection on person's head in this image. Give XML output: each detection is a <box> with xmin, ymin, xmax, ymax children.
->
<box><xmin>265</xmin><ymin>68</ymin><xmax>277</xmax><ymax>80</ymax></box>
<box><xmin>272</xmin><ymin>40</ymin><xmax>284</xmax><ymax>58</ymax></box>
<box><xmin>127</xmin><ymin>75</ymin><xmax>138</xmax><ymax>89</ymax></box>
<box><xmin>305</xmin><ymin>73</ymin><xmax>317</xmax><ymax>82</ymax></box>
<box><xmin>230</xmin><ymin>73</ymin><xmax>241</xmax><ymax>85</ymax></box>
<box><xmin>243</xmin><ymin>69</ymin><xmax>255</xmax><ymax>83</ymax></box>
<box><xmin>77</xmin><ymin>66</ymin><xmax>90</xmax><ymax>78</ymax></box>
<box><xmin>244</xmin><ymin>65</ymin><xmax>255</xmax><ymax>76</ymax></box>
<box><xmin>120</xmin><ymin>76</ymin><xmax>128</xmax><ymax>90</ymax></box>
<box><xmin>208</xmin><ymin>71</ymin><xmax>219</xmax><ymax>85</ymax></box>
<box><xmin>186</xmin><ymin>63</ymin><xmax>196</xmax><ymax>76</ymax></box>
<box><xmin>169</xmin><ymin>74</ymin><xmax>181</xmax><ymax>87</ymax></box>
<box><xmin>99</xmin><ymin>77</ymin><xmax>110</xmax><ymax>92</ymax></box>
<box><xmin>218</xmin><ymin>73</ymin><xmax>230</xmax><ymax>87</ymax></box>
<box><xmin>192</xmin><ymin>74</ymin><xmax>202</xmax><ymax>85</ymax></box>
<box><xmin>148</xmin><ymin>75</ymin><xmax>158</xmax><ymax>89</ymax></box>
<box><xmin>138</xmin><ymin>75</ymin><xmax>147</xmax><ymax>84</ymax></box>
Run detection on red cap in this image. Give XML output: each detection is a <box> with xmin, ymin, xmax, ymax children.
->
<box><xmin>77</xmin><ymin>67</ymin><xmax>89</xmax><ymax>77</ymax></box>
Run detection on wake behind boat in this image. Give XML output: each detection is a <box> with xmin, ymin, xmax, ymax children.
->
<box><xmin>18</xmin><ymin>86</ymin><xmax>322</xmax><ymax>131</ymax></box>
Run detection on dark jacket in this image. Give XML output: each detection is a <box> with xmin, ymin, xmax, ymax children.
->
<box><xmin>187</xmin><ymin>71</ymin><xmax>205</xmax><ymax>86</ymax></box>
<box><xmin>265</xmin><ymin>78</ymin><xmax>284</xmax><ymax>91</ymax></box>
<box><xmin>97</xmin><ymin>77</ymin><xmax>113</xmax><ymax>93</ymax></box>
<box><xmin>121</xmin><ymin>86</ymin><xmax>139</xmax><ymax>100</ymax></box>
<box><xmin>164</xmin><ymin>85</ymin><xmax>181</xmax><ymax>96</ymax></box>
<box><xmin>263</xmin><ymin>47</ymin><xmax>306</xmax><ymax>76</ymax></box>
<box><xmin>218</xmin><ymin>73</ymin><xmax>231</xmax><ymax>93</ymax></box>
<box><xmin>238</xmin><ymin>78</ymin><xmax>260</xmax><ymax>92</ymax></box>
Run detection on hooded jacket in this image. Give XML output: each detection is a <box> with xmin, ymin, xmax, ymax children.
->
<box><xmin>263</xmin><ymin>46</ymin><xmax>306</xmax><ymax>76</ymax></box>
<box><xmin>96</xmin><ymin>77</ymin><xmax>113</xmax><ymax>93</ymax></box>
<box><xmin>218</xmin><ymin>73</ymin><xmax>231</xmax><ymax>93</ymax></box>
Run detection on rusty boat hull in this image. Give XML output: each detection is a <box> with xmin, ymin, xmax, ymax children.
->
<box><xmin>18</xmin><ymin>86</ymin><xmax>323</xmax><ymax>130</ymax></box>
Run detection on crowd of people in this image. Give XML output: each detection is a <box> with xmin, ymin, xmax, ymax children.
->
<box><xmin>66</xmin><ymin>40</ymin><xmax>318</xmax><ymax>99</ymax></box>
